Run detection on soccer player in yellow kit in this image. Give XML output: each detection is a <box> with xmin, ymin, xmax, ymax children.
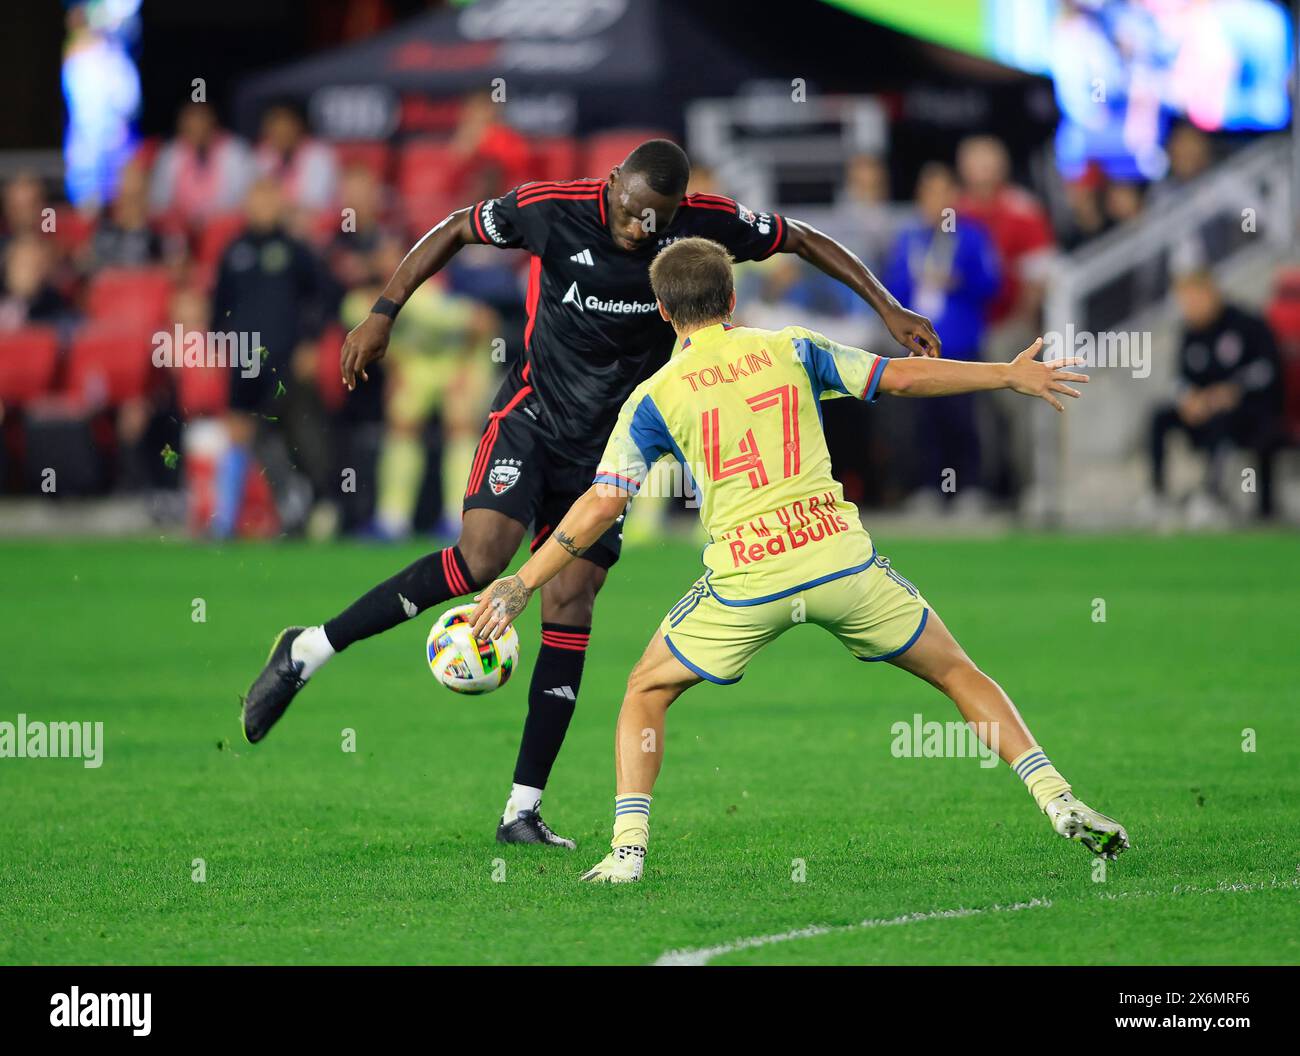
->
<box><xmin>470</xmin><ymin>237</ymin><xmax>1129</xmax><ymax>883</ymax></box>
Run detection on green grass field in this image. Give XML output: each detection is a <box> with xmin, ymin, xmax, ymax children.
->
<box><xmin>0</xmin><ymin>534</ymin><xmax>1297</xmax><ymax>965</ymax></box>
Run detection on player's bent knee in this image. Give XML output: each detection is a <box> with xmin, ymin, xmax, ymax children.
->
<box><xmin>540</xmin><ymin>564</ymin><xmax>606</xmax><ymax>625</ymax></box>
<box><xmin>452</xmin><ymin>538</ymin><xmax>512</xmax><ymax>589</ymax></box>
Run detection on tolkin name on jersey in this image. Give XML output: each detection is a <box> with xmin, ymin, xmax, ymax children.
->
<box><xmin>682</xmin><ymin>348</ymin><xmax>772</xmax><ymax>391</ymax></box>
<box><xmin>725</xmin><ymin>492</ymin><xmax>851</xmax><ymax>567</ymax></box>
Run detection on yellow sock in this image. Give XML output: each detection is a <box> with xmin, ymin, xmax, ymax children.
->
<box><xmin>1011</xmin><ymin>746</ymin><xmax>1071</xmax><ymax>811</ymax></box>
<box><xmin>612</xmin><ymin>793</ymin><xmax>651</xmax><ymax>849</ymax></box>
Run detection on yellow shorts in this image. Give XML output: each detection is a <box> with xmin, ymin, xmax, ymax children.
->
<box><xmin>660</xmin><ymin>554</ymin><xmax>929</xmax><ymax>685</ymax></box>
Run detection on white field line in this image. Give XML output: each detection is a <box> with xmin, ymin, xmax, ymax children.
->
<box><xmin>653</xmin><ymin>877</ymin><xmax>1300</xmax><ymax>966</ymax></box>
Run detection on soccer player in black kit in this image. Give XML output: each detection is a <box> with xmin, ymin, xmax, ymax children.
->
<box><xmin>241</xmin><ymin>140</ymin><xmax>941</xmax><ymax>848</ymax></box>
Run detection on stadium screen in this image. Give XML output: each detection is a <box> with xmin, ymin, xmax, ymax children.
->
<box><xmin>824</xmin><ymin>0</ymin><xmax>1293</xmax><ymax>178</ymax></box>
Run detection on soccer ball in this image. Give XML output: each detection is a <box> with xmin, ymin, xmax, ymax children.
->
<box><xmin>426</xmin><ymin>604</ymin><xmax>519</xmax><ymax>694</ymax></box>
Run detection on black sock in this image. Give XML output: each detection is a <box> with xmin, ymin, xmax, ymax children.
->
<box><xmin>323</xmin><ymin>547</ymin><xmax>475</xmax><ymax>652</ymax></box>
<box><xmin>512</xmin><ymin>624</ymin><xmax>591</xmax><ymax>789</ymax></box>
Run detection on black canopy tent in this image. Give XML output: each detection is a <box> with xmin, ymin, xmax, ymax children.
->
<box><xmin>233</xmin><ymin>0</ymin><xmax>761</xmax><ymax>142</ymax></box>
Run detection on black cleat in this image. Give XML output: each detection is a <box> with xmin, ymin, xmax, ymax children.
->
<box><xmin>241</xmin><ymin>627</ymin><xmax>307</xmax><ymax>744</ymax></box>
<box><xmin>496</xmin><ymin>808</ymin><xmax>576</xmax><ymax>849</ymax></box>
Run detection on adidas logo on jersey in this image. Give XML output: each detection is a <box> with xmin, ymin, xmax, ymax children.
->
<box><xmin>544</xmin><ymin>686</ymin><xmax>576</xmax><ymax>700</ymax></box>
<box><xmin>569</xmin><ymin>248</ymin><xmax>594</xmax><ymax>265</ymax></box>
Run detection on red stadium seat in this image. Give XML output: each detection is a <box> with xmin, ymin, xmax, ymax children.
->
<box><xmin>1265</xmin><ymin>265</ymin><xmax>1300</xmax><ymax>441</ymax></box>
<box><xmin>86</xmin><ymin>268</ymin><xmax>174</xmax><ymax>330</ymax></box>
<box><xmin>529</xmin><ymin>137</ymin><xmax>581</xmax><ymax>182</ymax></box>
<box><xmin>583</xmin><ymin>129</ymin><xmax>673</xmax><ymax>182</ymax></box>
<box><xmin>65</xmin><ymin>324</ymin><xmax>157</xmax><ymax>406</ymax></box>
<box><xmin>51</xmin><ymin>209</ymin><xmax>97</xmax><ymax>254</ymax></box>
<box><xmin>315</xmin><ymin>324</ymin><xmax>347</xmax><ymax>412</ymax></box>
<box><xmin>174</xmin><ymin>360</ymin><xmax>229</xmax><ymax>419</ymax></box>
<box><xmin>397</xmin><ymin>140</ymin><xmax>461</xmax><ymax>201</ymax></box>
<box><xmin>196</xmin><ymin>212</ymin><xmax>247</xmax><ymax>266</ymax></box>
<box><xmin>0</xmin><ymin>326</ymin><xmax>60</xmax><ymax>407</ymax></box>
<box><xmin>401</xmin><ymin>193</ymin><xmax>458</xmax><ymax>239</ymax></box>
<box><xmin>396</xmin><ymin>140</ymin><xmax>464</xmax><ymax>235</ymax></box>
<box><xmin>334</xmin><ymin>141</ymin><xmax>393</xmax><ymax>183</ymax></box>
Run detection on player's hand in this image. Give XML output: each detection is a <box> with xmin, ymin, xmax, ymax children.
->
<box><xmin>882</xmin><ymin>303</ymin><xmax>942</xmax><ymax>358</ymax></box>
<box><xmin>340</xmin><ymin>313</ymin><xmax>393</xmax><ymax>391</ymax></box>
<box><xmin>1005</xmin><ymin>338</ymin><xmax>1089</xmax><ymax>412</ymax></box>
<box><xmin>470</xmin><ymin>575</ymin><xmax>534</xmax><ymax>641</ymax></box>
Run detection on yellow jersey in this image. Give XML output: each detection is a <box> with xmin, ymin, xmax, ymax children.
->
<box><xmin>595</xmin><ymin>322</ymin><xmax>888</xmax><ymax>603</ymax></box>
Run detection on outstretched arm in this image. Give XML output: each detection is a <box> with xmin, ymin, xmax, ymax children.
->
<box><xmin>470</xmin><ymin>484</ymin><xmax>629</xmax><ymax>640</ymax></box>
<box><xmin>340</xmin><ymin>207</ymin><xmax>477</xmax><ymax>389</ymax></box>
<box><xmin>782</xmin><ymin>218</ymin><xmax>943</xmax><ymax>358</ymax></box>
<box><xmin>879</xmin><ymin>338</ymin><xmax>1088</xmax><ymax>413</ymax></box>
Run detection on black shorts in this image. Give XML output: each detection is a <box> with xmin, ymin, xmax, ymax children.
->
<box><xmin>462</xmin><ymin>375</ymin><xmax>625</xmax><ymax>569</ymax></box>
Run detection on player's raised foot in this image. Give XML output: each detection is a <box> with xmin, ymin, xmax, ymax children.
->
<box><xmin>579</xmin><ymin>845</ymin><xmax>645</xmax><ymax>883</ymax></box>
<box><xmin>496</xmin><ymin>808</ymin><xmax>576</xmax><ymax>849</ymax></box>
<box><xmin>240</xmin><ymin>627</ymin><xmax>307</xmax><ymax>744</ymax></box>
<box><xmin>1046</xmin><ymin>793</ymin><xmax>1130</xmax><ymax>860</ymax></box>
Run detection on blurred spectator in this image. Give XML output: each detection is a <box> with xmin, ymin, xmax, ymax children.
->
<box><xmin>116</xmin><ymin>288</ymin><xmax>193</xmax><ymax>497</ymax></box>
<box><xmin>0</xmin><ymin>237</ymin><xmax>69</xmax><ymax>332</ymax></box>
<box><xmin>1149</xmin><ymin>122</ymin><xmax>1213</xmax><ymax>206</ymax></box>
<box><xmin>149</xmin><ymin>101</ymin><xmax>253</xmax><ymax>226</ymax></box>
<box><xmin>1149</xmin><ymin>270</ymin><xmax>1284</xmax><ymax>523</ymax></box>
<box><xmin>86</xmin><ymin>159</ymin><xmax>163</xmax><ymax>271</ymax></box>
<box><xmin>958</xmin><ymin>136</ymin><xmax>1056</xmax><ymax>504</ymax></box>
<box><xmin>211</xmin><ymin>177</ymin><xmax>330</xmax><ymax>537</ymax></box>
<box><xmin>254</xmin><ymin>101</ymin><xmax>338</xmax><ymax>213</ymax></box>
<box><xmin>822</xmin><ymin>153</ymin><xmax>897</xmax><ymax>275</ymax></box>
<box><xmin>956</xmin><ymin>136</ymin><xmax>1054</xmax><ymax>329</ymax></box>
<box><xmin>885</xmin><ymin>163</ymin><xmax>1000</xmax><ymax>511</ymax></box>
<box><xmin>324</xmin><ymin>164</ymin><xmax>400</xmax><ymax>290</ymax></box>
<box><xmin>342</xmin><ymin>236</ymin><xmax>496</xmax><ymax>539</ymax></box>
<box><xmin>686</xmin><ymin>164</ymin><xmax>721</xmax><ymax>196</ymax></box>
<box><xmin>448</xmin><ymin>90</ymin><xmax>531</xmax><ymax>201</ymax></box>
<box><xmin>1</xmin><ymin>173</ymin><xmax>49</xmax><ymax>250</ymax></box>
<box><xmin>1102</xmin><ymin>180</ymin><xmax>1144</xmax><ymax>226</ymax></box>
<box><xmin>1059</xmin><ymin>165</ymin><xmax>1110</xmax><ymax>252</ymax></box>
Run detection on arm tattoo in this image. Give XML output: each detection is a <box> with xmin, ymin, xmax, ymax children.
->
<box><xmin>554</xmin><ymin>529</ymin><xmax>589</xmax><ymax>558</ymax></box>
<box><xmin>488</xmin><ymin>575</ymin><xmax>533</xmax><ymax>626</ymax></box>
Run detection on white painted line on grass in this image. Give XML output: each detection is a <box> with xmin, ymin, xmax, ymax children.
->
<box><xmin>653</xmin><ymin>877</ymin><xmax>1300</xmax><ymax>966</ymax></box>
<box><xmin>654</xmin><ymin>898</ymin><xmax>1051</xmax><ymax>966</ymax></box>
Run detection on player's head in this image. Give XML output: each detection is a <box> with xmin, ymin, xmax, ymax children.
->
<box><xmin>649</xmin><ymin>236</ymin><xmax>736</xmax><ymax>333</ymax></box>
<box><xmin>914</xmin><ymin>161</ymin><xmax>959</xmax><ymax>225</ymax></box>
<box><xmin>1173</xmin><ymin>268</ymin><xmax>1222</xmax><ymax>328</ymax></box>
<box><xmin>956</xmin><ymin>135</ymin><xmax>1009</xmax><ymax>197</ymax></box>
<box><xmin>606</xmin><ymin>139</ymin><xmax>690</xmax><ymax>253</ymax></box>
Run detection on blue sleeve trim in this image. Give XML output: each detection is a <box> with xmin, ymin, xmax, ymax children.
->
<box><xmin>794</xmin><ymin>337</ymin><xmax>849</xmax><ymax>398</ymax></box>
<box><xmin>863</xmin><ymin>357</ymin><xmax>886</xmax><ymax>403</ymax></box>
<box><xmin>592</xmin><ymin>473</ymin><xmax>640</xmax><ymax>494</ymax></box>
<box><xmin>628</xmin><ymin>395</ymin><xmax>675</xmax><ymax>466</ymax></box>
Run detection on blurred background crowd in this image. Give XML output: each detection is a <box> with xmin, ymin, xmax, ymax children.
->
<box><xmin>0</xmin><ymin>0</ymin><xmax>1297</xmax><ymax>539</ymax></box>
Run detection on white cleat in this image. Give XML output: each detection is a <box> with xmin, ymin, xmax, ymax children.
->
<box><xmin>1046</xmin><ymin>793</ymin><xmax>1130</xmax><ymax>860</ymax></box>
<box><xmin>579</xmin><ymin>845</ymin><xmax>645</xmax><ymax>883</ymax></box>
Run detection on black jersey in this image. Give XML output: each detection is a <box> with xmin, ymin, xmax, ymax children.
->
<box><xmin>467</xmin><ymin>179</ymin><xmax>787</xmax><ymax>461</ymax></box>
